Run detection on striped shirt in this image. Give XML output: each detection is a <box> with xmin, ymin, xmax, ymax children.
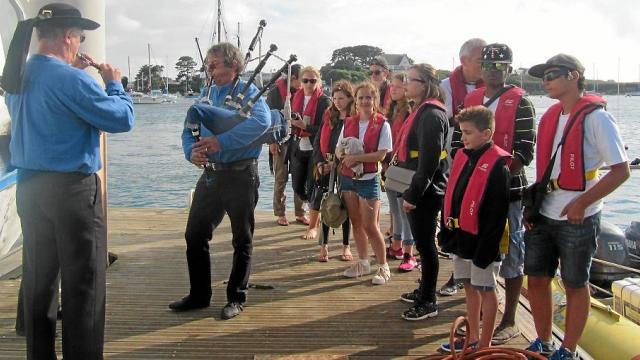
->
<box><xmin>451</xmin><ymin>95</ymin><xmax>536</xmax><ymax>201</ymax></box>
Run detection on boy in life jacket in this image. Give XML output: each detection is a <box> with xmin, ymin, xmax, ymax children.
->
<box><xmin>523</xmin><ymin>54</ymin><xmax>630</xmax><ymax>360</ymax></box>
<box><xmin>439</xmin><ymin>106</ymin><xmax>511</xmax><ymax>352</ymax></box>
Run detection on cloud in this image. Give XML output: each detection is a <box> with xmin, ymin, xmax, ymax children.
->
<box><xmin>113</xmin><ymin>13</ymin><xmax>142</xmax><ymax>32</ymax></box>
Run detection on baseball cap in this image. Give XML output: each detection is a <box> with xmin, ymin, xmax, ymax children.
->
<box><xmin>481</xmin><ymin>43</ymin><xmax>513</xmax><ymax>64</ymax></box>
<box><xmin>528</xmin><ymin>53</ymin><xmax>585</xmax><ymax>78</ymax></box>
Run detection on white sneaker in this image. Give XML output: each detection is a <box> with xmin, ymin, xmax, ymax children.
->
<box><xmin>343</xmin><ymin>260</ymin><xmax>371</xmax><ymax>278</ymax></box>
<box><xmin>372</xmin><ymin>264</ymin><xmax>391</xmax><ymax>285</ymax></box>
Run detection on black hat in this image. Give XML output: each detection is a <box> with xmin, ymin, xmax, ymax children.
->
<box><xmin>481</xmin><ymin>43</ymin><xmax>513</xmax><ymax>64</ymax></box>
<box><xmin>35</xmin><ymin>3</ymin><xmax>100</xmax><ymax>30</ymax></box>
<box><xmin>528</xmin><ymin>54</ymin><xmax>585</xmax><ymax>78</ymax></box>
<box><xmin>370</xmin><ymin>56</ymin><xmax>389</xmax><ymax>70</ymax></box>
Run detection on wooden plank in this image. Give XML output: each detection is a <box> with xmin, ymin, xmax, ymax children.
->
<box><xmin>0</xmin><ymin>208</ymin><xmax>531</xmax><ymax>359</ymax></box>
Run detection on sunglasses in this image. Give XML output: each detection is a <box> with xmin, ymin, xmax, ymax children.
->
<box><xmin>369</xmin><ymin>70</ymin><xmax>382</xmax><ymax>76</ymax></box>
<box><xmin>301</xmin><ymin>78</ymin><xmax>317</xmax><ymax>84</ymax></box>
<box><xmin>404</xmin><ymin>77</ymin><xmax>425</xmax><ymax>84</ymax></box>
<box><xmin>542</xmin><ymin>69</ymin><xmax>569</xmax><ymax>82</ymax></box>
<box><xmin>481</xmin><ymin>62</ymin><xmax>509</xmax><ymax>72</ymax></box>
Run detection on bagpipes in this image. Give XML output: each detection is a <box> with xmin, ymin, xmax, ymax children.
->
<box><xmin>186</xmin><ymin>20</ymin><xmax>297</xmax><ymax>149</ymax></box>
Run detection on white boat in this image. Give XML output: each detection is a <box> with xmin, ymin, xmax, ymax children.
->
<box><xmin>625</xmin><ymin>91</ymin><xmax>640</xmax><ymax>97</ymax></box>
<box><xmin>131</xmin><ymin>90</ymin><xmax>176</xmax><ymax>104</ymax></box>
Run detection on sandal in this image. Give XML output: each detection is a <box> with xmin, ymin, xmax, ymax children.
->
<box><xmin>276</xmin><ymin>216</ymin><xmax>289</xmax><ymax>226</ymax></box>
<box><xmin>295</xmin><ymin>216</ymin><xmax>310</xmax><ymax>225</ymax></box>
<box><xmin>340</xmin><ymin>245</ymin><xmax>353</xmax><ymax>261</ymax></box>
<box><xmin>318</xmin><ymin>245</ymin><xmax>329</xmax><ymax>262</ymax></box>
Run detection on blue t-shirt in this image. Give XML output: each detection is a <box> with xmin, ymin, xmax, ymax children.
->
<box><xmin>181</xmin><ymin>80</ymin><xmax>269</xmax><ymax>164</ymax></box>
<box><xmin>5</xmin><ymin>55</ymin><xmax>135</xmax><ymax>175</ymax></box>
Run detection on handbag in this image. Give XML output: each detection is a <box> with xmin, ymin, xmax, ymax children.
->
<box><xmin>320</xmin><ymin>159</ymin><xmax>348</xmax><ymax>228</ymax></box>
<box><xmin>384</xmin><ymin>164</ymin><xmax>415</xmax><ymax>193</ymax></box>
<box><xmin>522</xmin><ymin>103</ymin><xmax>601</xmax><ymax>223</ymax></box>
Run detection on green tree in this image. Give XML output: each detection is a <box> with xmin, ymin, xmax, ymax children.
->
<box><xmin>174</xmin><ymin>56</ymin><xmax>202</xmax><ymax>94</ymax></box>
<box><xmin>134</xmin><ymin>64</ymin><xmax>164</xmax><ymax>92</ymax></box>
<box><xmin>330</xmin><ymin>45</ymin><xmax>383</xmax><ymax>68</ymax></box>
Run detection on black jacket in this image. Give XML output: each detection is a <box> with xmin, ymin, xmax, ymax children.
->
<box><xmin>397</xmin><ymin>105</ymin><xmax>450</xmax><ymax>204</ymax></box>
<box><xmin>438</xmin><ymin>142</ymin><xmax>511</xmax><ymax>269</ymax></box>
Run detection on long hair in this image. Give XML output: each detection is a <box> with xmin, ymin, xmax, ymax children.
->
<box><xmin>386</xmin><ymin>73</ymin><xmax>411</xmax><ymax>123</ymax></box>
<box><xmin>328</xmin><ymin>80</ymin><xmax>355</xmax><ymax>128</ymax></box>
<box><xmin>409</xmin><ymin>63</ymin><xmax>446</xmax><ymax>104</ymax></box>
<box><xmin>353</xmin><ymin>81</ymin><xmax>380</xmax><ymax>115</ymax></box>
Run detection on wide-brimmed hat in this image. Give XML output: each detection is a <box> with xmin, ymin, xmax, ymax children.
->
<box><xmin>528</xmin><ymin>53</ymin><xmax>585</xmax><ymax>78</ymax></box>
<box><xmin>320</xmin><ymin>193</ymin><xmax>348</xmax><ymax>229</ymax></box>
<box><xmin>36</xmin><ymin>3</ymin><xmax>100</xmax><ymax>30</ymax></box>
<box><xmin>481</xmin><ymin>43</ymin><xmax>513</xmax><ymax>64</ymax></box>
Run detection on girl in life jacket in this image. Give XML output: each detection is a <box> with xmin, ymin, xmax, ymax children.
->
<box><xmin>337</xmin><ymin>82</ymin><xmax>393</xmax><ymax>285</ymax></box>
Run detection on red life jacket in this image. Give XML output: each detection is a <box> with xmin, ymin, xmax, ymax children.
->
<box><xmin>396</xmin><ymin>98</ymin><xmax>446</xmax><ymax>162</ymax></box>
<box><xmin>319</xmin><ymin>110</ymin><xmax>333</xmax><ymax>158</ymax></box>
<box><xmin>341</xmin><ymin>112</ymin><xmax>386</xmax><ymax>177</ymax></box>
<box><xmin>449</xmin><ymin>66</ymin><xmax>484</xmax><ymax>116</ymax></box>
<box><xmin>276</xmin><ymin>78</ymin><xmax>288</xmax><ymax>102</ymax></box>
<box><xmin>463</xmin><ymin>86</ymin><xmax>525</xmax><ymax>153</ymax></box>
<box><xmin>443</xmin><ymin>144</ymin><xmax>511</xmax><ymax>235</ymax></box>
<box><xmin>390</xmin><ymin>112</ymin><xmax>406</xmax><ymax>153</ymax></box>
<box><xmin>292</xmin><ymin>87</ymin><xmax>324</xmax><ymax>137</ymax></box>
<box><xmin>536</xmin><ymin>94</ymin><xmax>606</xmax><ymax>191</ymax></box>
<box><xmin>380</xmin><ymin>81</ymin><xmax>392</xmax><ymax>113</ymax></box>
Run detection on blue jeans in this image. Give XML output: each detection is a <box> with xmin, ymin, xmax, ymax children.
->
<box><xmin>500</xmin><ymin>200</ymin><xmax>525</xmax><ymax>279</ymax></box>
<box><xmin>524</xmin><ymin>212</ymin><xmax>600</xmax><ymax>288</ymax></box>
<box><xmin>340</xmin><ymin>174</ymin><xmax>380</xmax><ymax>200</ymax></box>
<box><xmin>385</xmin><ymin>189</ymin><xmax>414</xmax><ymax>246</ymax></box>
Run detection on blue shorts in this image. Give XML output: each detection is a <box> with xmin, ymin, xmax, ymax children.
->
<box><xmin>500</xmin><ymin>200</ymin><xmax>525</xmax><ymax>279</ymax></box>
<box><xmin>340</xmin><ymin>174</ymin><xmax>380</xmax><ymax>201</ymax></box>
<box><xmin>524</xmin><ymin>212</ymin><xmax>600</xmax><ymax>288</ymax></box>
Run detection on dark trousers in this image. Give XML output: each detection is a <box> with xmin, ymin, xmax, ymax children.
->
<box><xmin>17</xmin><ymin>172</ymin><xmax>106</xmax><ymax>360</ymax></box>
<box><xmin>320</xmin><ymin>220</ymin><xmax>350</xmax><ymax>246</ymax></box>
<box><xmin>407</xmin><ymin>194</ymin><xmax>443</xmax><ymax>305</ymax></box>
<box><xmin>184</xmin><ymin>163</ymin><xmax>259</xmax><ymax>303</ymax></box>
<box><xmin>290</xmin><ymin>145</ymin><xmax>313</xmax><ymax>201</ymax></box>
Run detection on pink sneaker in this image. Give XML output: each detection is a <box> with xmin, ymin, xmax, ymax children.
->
<box><xmin>387</xmin><ymin>247</ymin><xmax>404</xmax><ymax>260</ymax></box>
<box><xmin>398</xmin><ymin>254</ymin><xmax>417</xmax><ymax>272</ymax></box>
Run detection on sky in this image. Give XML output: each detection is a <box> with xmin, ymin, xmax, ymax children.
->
<box><xmin>104</xmin><ymin>0</ymin><xmax>640</xmax><ymax>82</ymax></box>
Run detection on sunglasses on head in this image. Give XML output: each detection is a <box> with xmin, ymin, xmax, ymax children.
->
<box><xmin>542</xmin><ymin>69</ymin><xmax>570</xmax><ymax>82</ymax></box>
<box><xmin>301</xmin><ymin>78</ymin><xmax>317</xmax><ymax>84</ymax></box>
<box><xmin>369</xmin><ymin>70</ymin><xmax>382</xmax><ymax>76</ymax></box>
<box><xmin>481</xmin><ymin>62</ymin><xmax>510</xmax><ymax>72</ymax></box>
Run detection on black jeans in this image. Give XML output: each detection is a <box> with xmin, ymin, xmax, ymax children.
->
<box><xmin>184</xmin><ymin>162</ymin><xmax>259</xmax><ymax>304</ymax></box>
<box><xmin>407</xmin><ymin>193</ymin><xmax>443</xmax><ymax>305</ymax></box>
<box><xmin>17</xmin><ymin>171</ymin><xmax>106</xmax><ymax>360</ymax></box>
<box><xmin>290</xmin><ymin>144</ymin><xmax>313</xmax><ymax>201</ymax></box>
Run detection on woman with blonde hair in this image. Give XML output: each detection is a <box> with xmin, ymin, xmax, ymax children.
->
<box><xmin>290</xmin><ymin>66</ymin><xmax>331</xmax><ymax>239</ymax></box>
<box><xmin>384</xmin><ymin>73</ymin><xmax>416</xmax><ymax>272</ymax></box>
<box><xmin>337</xmin><ymin>82</ymin><xmax>393</xmax><ymax>285</ymax></box>
<box><xmin>394</xmin><ymin>64</ymin><xmax>450</xmax><ymax>320</ymax></box>
<box><xmin>310</xmin><ymin>80</ymin><xmax>356</xmax><ymax>261</ymax></box>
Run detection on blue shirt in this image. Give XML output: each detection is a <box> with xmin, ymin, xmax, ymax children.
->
<box><xmin>5</xmin><ymin>55</ymin><xmax>134</xmax><ymax>175</ymax></box>
<box><xmin>181</xmin><ymin>80</ymin><xmax>269</xmax><ymax>163</ymax></box>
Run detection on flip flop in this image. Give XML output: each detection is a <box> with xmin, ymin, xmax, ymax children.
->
<box><xmin>295</xmin><ymin>216</ymin><xmax>310</xmax><ymax>225</ymax></box>
<box><xmin>276</xmin><ymin>217</ymin><xmax>289</xmax><ymax>226</ymax></box>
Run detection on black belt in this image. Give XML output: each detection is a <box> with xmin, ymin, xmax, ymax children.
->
<box><xmin>210</xmin><ymin>158</ymin><xmax>257</xmax><ymax>171</ymax></box>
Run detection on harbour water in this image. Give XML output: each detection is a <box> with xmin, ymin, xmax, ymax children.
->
<box><xmin>107</xmin><ymin>95</ymin><xmax>640</xmax><ymax>228</ymax></box>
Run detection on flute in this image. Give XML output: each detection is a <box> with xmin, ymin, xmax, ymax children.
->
<box><xmin>77</xmin><ymin>52</ymin><xmax>101</xmax><ymax>71</ymax></box>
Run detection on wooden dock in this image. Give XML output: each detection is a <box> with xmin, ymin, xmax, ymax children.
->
<box><xmin>0</xmin><ymin>208</ymin><xmax>529</xmax><ymax>359</ymax></box>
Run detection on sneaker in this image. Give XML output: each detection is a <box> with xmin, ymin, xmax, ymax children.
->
<box><xmin>438</xmin><ymin>280</ymin><xmax>464</xmax><ymax>296</ymax></box>
<box><xmin>220</xmin><ymin>301</ymin><xmax>244</xmax><ymax>320</ymax></box>
<box><xmin>400</xmin><ymin>290</ymin><xmax>420</xmax><ymax>303</ymax></box>
<box><xmin>401</xmin><ymin>302</ymin><xmax>438</xmax><ymax>321</ymax></box>
<box><xmin>491</xmin><ymin>324</ymin><xmax>521</xmax><ymax>345</ymax></box>
<box><xmin>398</xmin><ymin>254</ymin><xmax>417</xmax><ymax>272</ymax></box>
<box><xmin>343</xmin><ymin>260</ymin><xmax>371</xmax><ymax>278</ymax></box>
<box><xmin>549</xmin><ymin>347</ymin><xmax>578</xmax><ymax>360</ymax></box>
<box><xmin>525</xmin><ymin>338</ymin><xmax>556</xmax><ymax>358</ymax></box>
<box><xmin>387</xmin><ymin>246</ymin><xmax>404</xmax><ymax>260</ymax></box>
<box><xmin>372</xmin><ymin>264</ymin><xmax>391</xmax><ymax>285</ymax></box>
<box><xmin>439</xmin><ymin>337</ymin><xmax>478</xmax><ymax>353</ymax></box>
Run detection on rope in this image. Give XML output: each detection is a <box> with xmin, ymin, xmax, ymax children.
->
<box><xmin>423</xmin><ymin>316</ymin><xmax>547</xmax><ymax>360</ymax></box>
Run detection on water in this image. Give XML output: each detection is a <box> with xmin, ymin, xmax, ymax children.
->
<box><xmin>107</xmin><ymin>95</ymin><xmax>640</xmax><ymax>228</ymax></box>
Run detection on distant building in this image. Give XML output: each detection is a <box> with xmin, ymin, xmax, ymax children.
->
<box><xmin>380</xmin><ymin>54</ymin><xmax>412</xmax><ymax>72</ymax></box>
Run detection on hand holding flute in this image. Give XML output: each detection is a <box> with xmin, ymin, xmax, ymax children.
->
<box><xmin>76</xmin><ymin>52</ymin><xmax>122</xmax><ymax>85</ymax></box>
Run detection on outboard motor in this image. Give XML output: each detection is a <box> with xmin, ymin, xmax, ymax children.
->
<box><xmin>590</xmin><ymin>221</ymin><xmax>634</xmax><ymax>283</ymax></box>
<box><xmin>624</xmin><ymin>221</ymin><xmax>640</xmax><ymax>266</ymax></box>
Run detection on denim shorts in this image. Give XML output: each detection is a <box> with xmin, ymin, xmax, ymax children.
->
<box><xmin>524</xmin><ymin>212</ymin><xmax>600</xmax><ymax>288</ymax></box>
<box><xmin>340</xmin><ymin>174</ymin><xmax>380</xmax><ymax>201</ymax></box>
<box><xmin>500</xmin><ymin>200</ymin><xmax>525</xmax><ymax>279</ymax></box>
<box><xmin>453</xmin><ymin>255</ymin><xmax>501</xmax><ymax>291</ymax></box>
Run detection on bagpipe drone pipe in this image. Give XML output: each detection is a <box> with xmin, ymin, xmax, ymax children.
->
<box><xmin>184</xmin><ymin>52</ymin><xmax>298</xmax><ymax>147</ymax></box>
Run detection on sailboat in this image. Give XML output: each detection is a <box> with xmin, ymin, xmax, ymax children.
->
<box><xmin>132</xmin><ymin>44</ymin><xmax>176</xmax><ymax>105</ymax></box>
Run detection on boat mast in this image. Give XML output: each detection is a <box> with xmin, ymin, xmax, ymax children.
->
<box><xmin>147</xmin><ymin>43</ymin><xmax>151</xmax><ymax>93</ymax></box>
<box><xmin>217</xmin><ymin>0</ymin><xmax>222</xmax><ymax>44</ymax></box>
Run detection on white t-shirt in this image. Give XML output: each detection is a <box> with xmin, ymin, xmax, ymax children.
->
<box><xmin>540</xmin><ymin>108</ymin><xmax>628</xmax><ymax>220</ymax></box>
<box><xmin>298</xmin><ymin>95</ymin><xmax>314</xmax><ymax>151</ymax></box>
<box><xmin>440</xmin><ymin>77</ymin><xmax>478</xmax><ymax>120</ymax></box>
<box><xmin>338</xmin><ymin>119</ymin><xmax>393</xmax><ymax>181</ymax></box>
